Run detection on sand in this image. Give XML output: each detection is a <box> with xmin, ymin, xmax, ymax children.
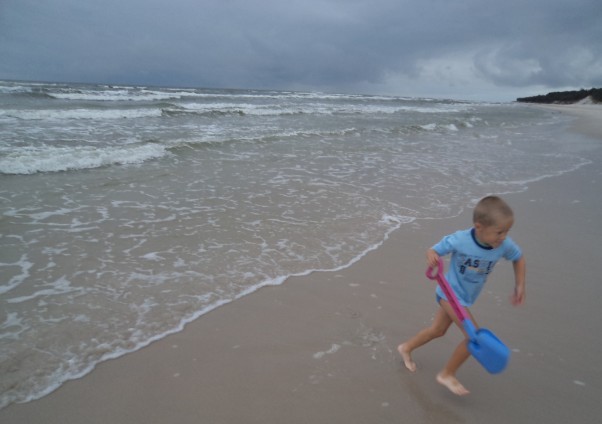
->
<box><xmin>2</xmin><ymin>103</ymin><xmax>601</xmax><ymax>423</ymax></box>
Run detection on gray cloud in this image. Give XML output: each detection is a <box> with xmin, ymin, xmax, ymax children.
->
<box><xmin>1</xmin><ymin>0</ymin><xmax>601</xmax><ymax>100</ymax></box>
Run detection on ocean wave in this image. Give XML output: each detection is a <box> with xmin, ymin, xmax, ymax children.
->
<box><xmin>0</xmin><ymin>143</ymin><xmax>168</xmax><ymax>174</ymax></box>
<box><xmin>0</xmin><ymin>125</ymin><xmax>370</xmax><ymax>175</ymax></box>
<box><xmin>6</xmin><ymin>90</ymin><xmax>55</xmax><ymax>100</ymax></box>
<box><xmin>47</xmin><ymin>89</ymin><xmax>199</xmax><ymax>102</ymax></box>
<box><xmin>161</xmin><ymin>107</ymin><xmax>248</xmax><ymax>118</ymax></box>
<box><xmin>0</xmin><ymin>107</ymin><xmax>163</xmax><ymax>121</ymax></box>
<box><xmin>1</xmin><ymin>102</ymin><xmax>465</xmax><ymax>123</ymax></box>
<box><xmin>168</xmin><ymin>127</ymin><xmax>364</xmax><ymax>151</ymax></box>
<box><xmin>161</xmin><ymin>101</ymin><xmax>471</xmax><ymax>118</ymax></box>
<box><xmin>0</xmin><ymin>83</ymin><xmax>200</xmax><ymax>102</ymax></box>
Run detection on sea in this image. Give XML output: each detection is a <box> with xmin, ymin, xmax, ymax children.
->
<box><xmin>0</xmin><ymin>80</ymin><xmax>595</xmax><ymax>409</ymax></box>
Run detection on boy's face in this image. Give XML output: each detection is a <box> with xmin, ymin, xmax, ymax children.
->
<box><xmin>474</xmin><ymin>218</ymin><xmax>514</xmax><ymax>248</ymax></box>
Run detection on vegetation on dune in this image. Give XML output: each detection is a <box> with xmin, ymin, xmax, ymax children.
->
<box><xmin>517</xmin><ymin>88</ymin><xmax>602</xmax><ymax>104</ymax></box>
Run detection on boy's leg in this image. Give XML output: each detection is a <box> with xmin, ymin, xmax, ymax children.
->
<box><xmin>436</xmin><ymin>299</ymin><xmax>477</xmax><ymax>396</ymax></box>
<box><xmin>436</xmin><ymin>340</ymin><xmax>471</xmax><ymax>395</ymax></box>
<box><xmin>398</xmin><ymin>306</ymin><xmax>453</xmax><ymax>372</ymax></box>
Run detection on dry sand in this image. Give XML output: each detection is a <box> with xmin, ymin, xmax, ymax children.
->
<box><xmin>2</xmin><ymin>103</ymin><xmax>601</xmax><ymax>423</ymax></box>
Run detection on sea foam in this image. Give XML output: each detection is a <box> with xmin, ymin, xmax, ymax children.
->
<box><xmin>0</xmin><ymin>143</ymin><xmax>167</xmax><ymax>174</ymax></box>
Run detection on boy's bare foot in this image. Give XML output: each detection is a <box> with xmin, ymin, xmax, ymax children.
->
<box><xmin>436</xmin><ymin>372</ymin><xmax>470</xmax><ymax>396</ymax></box>
<box><xmin>398</xmin><ymin>343</ymin><xmax>417</xmax><ymax>372</ymax></box>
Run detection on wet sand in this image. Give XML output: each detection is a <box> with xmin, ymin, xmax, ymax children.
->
<box><xmin>1</xmin><ymin>103</ymin><xmax>601</xmax><ymax>423</ymax></box>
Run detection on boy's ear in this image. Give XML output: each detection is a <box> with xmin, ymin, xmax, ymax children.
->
<box><xmin>474</xmin><ymin>222</ymin><xmax>483</xmax><ymax>231</ymax></box>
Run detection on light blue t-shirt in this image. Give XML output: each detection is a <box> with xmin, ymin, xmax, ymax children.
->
<box><xmin>432</xmin><ymin>228</ymin><xmax>522</xmax><ymax>306</ymax></box>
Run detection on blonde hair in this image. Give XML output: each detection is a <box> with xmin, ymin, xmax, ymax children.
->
<box><xmin>473</xmin><ymin>196</ymin><xmax>514</xmax><ymax>226</ymax></box>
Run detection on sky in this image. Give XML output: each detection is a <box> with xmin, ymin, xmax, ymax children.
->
<box><xmin>1</xmin><ymin>0</ymin><xmax>601</xmax><ymax>101</ymax></box>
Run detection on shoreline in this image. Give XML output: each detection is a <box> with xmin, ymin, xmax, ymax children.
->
<box><xmin>527</xmin><ymin>102</ymin><xmax>602</xmax><ymax>139</ymax></box>
<box><xmin>2</xmin><ymin>103</ymin><xmax>602</xmax><ymax>423</ymax></box>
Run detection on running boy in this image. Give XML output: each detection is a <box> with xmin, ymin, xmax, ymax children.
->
<box><xmin>398</xmin><ymin>195</ymin><xmax>526</xmax><ymax>396</ymax></box>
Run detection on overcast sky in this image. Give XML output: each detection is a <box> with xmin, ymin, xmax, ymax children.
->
<box><xmin>1</xmin><ymin>0</ymin><xmax>601</xmax><ymax>101</ymax></box>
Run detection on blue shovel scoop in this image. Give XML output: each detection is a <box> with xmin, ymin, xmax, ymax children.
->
<box><xmin>426</xmin><ymin>258</ymin><xmax>511</xmax><ymax>374</ymax></box>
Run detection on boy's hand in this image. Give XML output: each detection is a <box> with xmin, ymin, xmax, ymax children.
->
<box><xmin>511</xmin><ymin>285</ymin><xmax>526</xmax><ymax>306</ymax></box>
<box><xmin>426</xmin><ymin>248</ymin><xmax>440</xmax><ymax>268</ymax></box>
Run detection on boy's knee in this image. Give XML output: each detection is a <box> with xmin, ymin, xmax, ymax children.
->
<box><xmin>429</xmin><ymin>326</ymin><xmax>448</xmax><ymax>339</ymax></box>
<box><xmin>434</xmin><ymin>329</ymin><xmax>448</xmax><ymax>338</ymax></box>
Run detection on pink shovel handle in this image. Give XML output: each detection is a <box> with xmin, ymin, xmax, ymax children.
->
<box><xmin>426</xmin><ymin>258</ymin><xmax>469</xmax><ymax>322</ymax></box>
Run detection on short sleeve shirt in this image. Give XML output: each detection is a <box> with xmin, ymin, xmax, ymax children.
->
<box><xmin>432</xmin><ymin>228</ymin><xmax>522</xmax><ymax>306</ymax></box>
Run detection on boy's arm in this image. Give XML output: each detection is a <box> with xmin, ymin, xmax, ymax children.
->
<box><xmin>511</xmin><ymin>255</ymin><xmax>526</xmax><ymax>306</ymax></box>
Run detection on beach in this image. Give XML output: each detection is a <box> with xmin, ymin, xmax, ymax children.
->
<box><xmin>1</xmin><ymin>98</ymin><xmax>601</xmax><ymax>423</ymax></box>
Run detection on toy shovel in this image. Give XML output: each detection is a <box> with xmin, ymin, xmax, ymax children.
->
<box><xmin>426</xmin><ymin>258</ymin><xmax>510</xmax><ymax>374</ymax></box>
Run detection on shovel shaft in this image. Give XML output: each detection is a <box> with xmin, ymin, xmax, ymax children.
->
<box><xmin>426</xmin><ymin>258</ymin><xmax>470</xmax><ymax>323</ymax></box>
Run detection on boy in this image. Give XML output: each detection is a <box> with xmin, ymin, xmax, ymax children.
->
<box><xmin>398</xmin><ymin>196</ymin><xmax>526</xmax><ymax>396</ymax></box>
